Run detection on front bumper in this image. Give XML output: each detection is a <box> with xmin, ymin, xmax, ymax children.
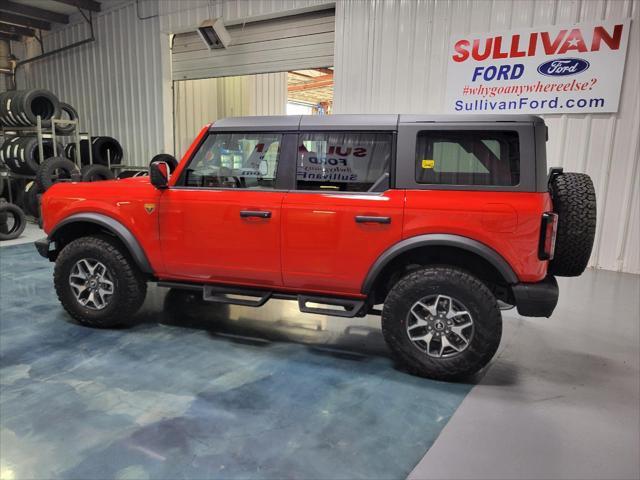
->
<box><xmin>512</xmin><ymin>275</ymin><xmax>559</xmax><ymax>317</ymax></box>
<box><xmin>35</xmin><ymin>237</ymin><xmax>51</xmax><ymax>259</ymax></box>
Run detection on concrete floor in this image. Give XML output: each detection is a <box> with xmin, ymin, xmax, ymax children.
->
<box><xmin>411</xmin><ymin>269</ymin><xmax>640</xmax><ymax>480</ymax></box>
<box><xmin>1</xmin><ymin>236</ymin><xmax>639</xmax><ymax>480</ymax></box>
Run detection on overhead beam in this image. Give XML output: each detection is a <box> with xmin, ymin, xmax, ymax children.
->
<box><xmin>288</xmin><ymin>77</ymin><xmax>334</xmax><ymax>93</ymax></box>
<box><xmin>0</xmin><ymin>12</ymin><xmax>50</xmax><ymax>30</ymax></box>
<box><xmin>0</xmin><ymin>31</ymin><xmax>20</xmax><ymax>42</ymax></box>
<box><xmin>0</xmin><ymin>22</ymin><xmax>35</xmax><ymax>37</ymax></box>
<box><xmin>312</xmin><ymin>67</ymin><xmax>333</xmax><ymax>75</ymax></box>
<box><xmin>51</xmin><ymin>0</ymin><xmax>101</xmax><ymax>12</ymax></box>
<box><xmin>0</xmin><ymin>1</ymin><xmax>69</xmax><ymax>24</ymax></box>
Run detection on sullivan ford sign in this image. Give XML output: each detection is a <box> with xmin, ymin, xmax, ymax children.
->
<box><xmin>445</xmin><ymin>19</ymin><xmax>631</xmax><ymax>114</ymax></box>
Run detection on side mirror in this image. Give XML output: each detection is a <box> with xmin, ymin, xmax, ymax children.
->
<box><xmin>150</xmin><ymin>161</ymin><xmax>169</xmax><ymax>189</ymax></box>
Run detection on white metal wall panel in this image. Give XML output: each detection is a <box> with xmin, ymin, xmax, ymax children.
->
<box><xmin>173</xmin><ymin>72</ymin><xmax>287</xmax><ymax>156</ymax></box>
<box><xmin>171</xmin><ymin>10</ymin><xmax>334</xmax><ymax>81</ymax></box>
<box><xmin>158</xmin><ymin>0</ymin><xmax>334</xmax><ymax>33</ymax></box>
<box><xmin>14</xmin><ymin>1</ymin><xmax>164</xmax><ymax>167</ymax></box>
<box><xmin>333</xmin><ymin>0</ymin><xmax>640</xmax><ymax>274</ymax></box>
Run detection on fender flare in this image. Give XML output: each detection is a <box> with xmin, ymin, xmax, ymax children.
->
<box><xmin>361</xmin><ymin>234</ymin><xmax>518</xmax><ymax>294</ymax></box>
<box><xmin>49</xmin><ymin>212</ymin><xmax>153</xmax><ymax>274</ymax></box>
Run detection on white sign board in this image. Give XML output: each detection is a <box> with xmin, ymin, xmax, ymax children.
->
<box><xmin>445</xmin><ymin>19</ymin><xmax>631</xmax><ymax>114</ymax></box>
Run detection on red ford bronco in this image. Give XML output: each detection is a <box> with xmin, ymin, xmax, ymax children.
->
<box><xmin>36</xmin><ymin>115</ymin><xmax>596</xmax><ymax>380</ymax></box>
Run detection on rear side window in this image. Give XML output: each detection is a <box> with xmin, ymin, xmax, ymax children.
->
<box><xmin>180</xmin><ymin>132</ymin><xmax>281</xmax><ymax>189</ymax></box>
<box><xmin>297</xmin><ymin>132</ymin><xmax>392</xmax><ymax>192</ymax></box>
<box><xmin>415</xmin><ymin>130</ymin><xmax>520</xmax><ymax>186</ymax></box>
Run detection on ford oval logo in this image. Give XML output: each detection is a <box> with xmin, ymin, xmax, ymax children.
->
<box><xmin>537</xmin><ymin>58</ymin><xmax>590</xmax><ymax>77</ymax></box>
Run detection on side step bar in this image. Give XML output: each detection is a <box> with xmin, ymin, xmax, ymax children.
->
<box><xmin>298</xmin><ymin>295</ymin><xmax>365</xmax><ymax>318</ymax></box>
<box><xmin>157</xmin><ymin>281</ymin><xmax>367</xmax><ymax>318</ymax></box>
<box><xmin>203</xmin><ymin>285</ymin><xmax>271</xmax><ymax>307</ymax></box>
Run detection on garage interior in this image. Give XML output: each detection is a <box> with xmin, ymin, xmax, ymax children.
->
<box><xmin>1</xmin><ymin>1</ymin><xmax>639</xmax><ymax>480</ymax></box>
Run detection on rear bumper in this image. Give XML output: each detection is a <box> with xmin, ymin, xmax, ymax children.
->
<box><xmin>512</xmin><ymin>275</ymin><xmax>558</xmax><ymax>317</ymax></box>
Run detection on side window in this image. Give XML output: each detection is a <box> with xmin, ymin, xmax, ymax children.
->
<box><xmin>297</xmin><ymin>132</ymin><xmax>392</xmax><ymax>192</ymax></box>
<box><xmin>415</xmin><ymin>130</ymin><xmax>520</xmax><ymax>186</ymax></box>
<box><xmin>179</xmin><ymin>132</ymin><xmax>282</xmax><ymax>189</ymax></box>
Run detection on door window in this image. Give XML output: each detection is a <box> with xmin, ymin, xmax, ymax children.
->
<box><xmin>179</xmin><ymin>132</ymin><xmax>282</xmax><ymax>189</ymax></box>
<box><xmin>415</xmin><ymin>130</ymin><xmax>520</xmax><ymax>186</ymax></box>
<box><xmin>297</xmin><ymin>132</ymin><xmax>392</xmax><ymax>192</ymax></box>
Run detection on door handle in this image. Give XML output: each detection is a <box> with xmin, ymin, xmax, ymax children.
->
<box><xmin>355</xmin><ymin>215</ymin><xmax>391</xmax><ymax>224</ymax></box>
<box><xmin>240</xmin><ymin>210</ymin><xmax>272</xmax><ymax>219</ymax></box>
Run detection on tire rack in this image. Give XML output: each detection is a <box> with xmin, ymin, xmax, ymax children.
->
<box><xmin>1</xmin><ymin>116</ymin><xmax>148</xmax><ymax>208</ymax></box>
<box><xmin>0</xmin><ymin>115</ymin><xmax>83</xmax><ymax>213</ymax></box>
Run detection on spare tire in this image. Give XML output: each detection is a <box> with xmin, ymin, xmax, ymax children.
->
<box><xmin>35</xmin><ymin>156</ymin><xmax>81</xmax><ymax>192</ymax></box>
<box><xmin>81</xmin><ymin>164</ymin><xmax>115</xmax><ymax>182</ymax></box>
<box><xmin>54</xmin><ymin>102</ymin><xmax>78</xmax><ymax>135</ymax></box>
<box><xmin>548</xmin><ymin>172</ymin><xmax>597</xmax><ymax>277</ymax></box>
<box><xmin>150</xmin><ymin>154</ymin><xmax>178</xmax><ymax>173</ymax></box>
<box><xmin>0</xmin><ymin>202</ymin><xmax>27</xmax><ymax>241</ymax></box>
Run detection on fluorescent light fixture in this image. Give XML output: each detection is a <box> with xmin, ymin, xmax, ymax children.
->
<box><xmin>197</xmin><ymin>18</ymin><xmax>231</xmax><ymax>50</ymax></box>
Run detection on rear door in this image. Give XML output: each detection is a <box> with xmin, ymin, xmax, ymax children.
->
<box><xmin>282</xmin><ymin>128</ymin><xmax>404</xmax><ymax>296</ymax></box>
<box><xmin>159</xmin><ymin>130</ymin><xmax>296</xmax><ymax>287</ymax></box>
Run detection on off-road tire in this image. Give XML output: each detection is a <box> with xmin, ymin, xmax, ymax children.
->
<box><xmin>54</xmin><ymin>235</ymin><xmax>147</xmax><ymax>327</ymax></box>
<box><xmin>35</xmin><ymin>156</ymin><xmax>80</xmax><ymax>192</ymax></box>
<box><xmin>382</xmin><ymin>267</ymin><xmax>502</xmax><ymax>381</ymax></box>
<box><xmin>548</xmin><ymin>172</ymin><xmax>596</xmax><ymax>276</ymax></box>
<box><xmin>80</xmin><ymin>164</ymin><xmax>115</xmax><ymax>182</ymax></box>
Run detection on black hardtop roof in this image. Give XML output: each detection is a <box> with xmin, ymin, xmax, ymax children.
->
<box><xmin>211</xmin><ymin>114</ymin><xmax>545</xmax><ymax>131</ymax></box>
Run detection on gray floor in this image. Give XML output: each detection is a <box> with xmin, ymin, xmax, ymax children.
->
<box><xmin>410</xmin><ymin>269</ymin><xmax>640</xmax><ymax>480</ymax></box>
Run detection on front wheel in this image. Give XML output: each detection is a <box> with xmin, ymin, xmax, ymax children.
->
<box><xmin>382</xmin><ymin>267</ymin><xmax>502</xmax><ymax>381</ymax></box>
<box><xmin>54</xmin><ymin>235</ymin><xmax>147</xmax><ymax>327</ymax></box>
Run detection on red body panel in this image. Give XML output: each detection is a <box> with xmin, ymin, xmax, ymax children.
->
<box><xmin>158</xmin><ymin>189</ymin><xmax>284</xmax><ymax>286</ymax></box>
<box><xmin>282</xmin><ymin>190</ymin><xmax>405</xmax><ymax>296</ymax></box>
<box><xmin>403</xmin><ymin>190</ymin><xmax>552</xmax><ymax>283</ymax></box>
<box><xmin>41</xmin><ymin>178</ymin><xmax>165</xmax><ymax>272</ymax></box>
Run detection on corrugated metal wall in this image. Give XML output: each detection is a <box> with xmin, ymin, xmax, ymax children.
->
<box><xmin>171</xmin><ymin>9</ymin><xmax>335</xmax><ymax>81</ymax></box>
<box><xmin>157</xmin><ymin>0</ymin><xmax>334</xmax><ymax>33</ymax></box>
<box><xmin>14</xmin><ymin>1</ymin><xmax>164</xmax><ymax>167</ymax></box>
<box><xmin>333</xmin><ymin>0</ymin><xmax>640</xmax><ymax>274</ymax></box>
<box><xmin>173</xmin><ymin>72</ymin><xmax>287</xmax><ymax>156</ymax></box>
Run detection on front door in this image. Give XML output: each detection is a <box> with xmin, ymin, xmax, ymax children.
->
<box><xmin>282</xmin><ymin>130</ymin><xmax>404</xmax><ymax>296</ymax></box>
<box><xmin>159</xmin><ymin>131</ymin><xmax>292</xmax><ymax>288</ymax></box>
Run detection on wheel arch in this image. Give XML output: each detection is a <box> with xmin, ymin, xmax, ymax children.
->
<box><xmin>362</xmin><ymin>234</ymin><xmax>518</xmax><ymax>304</ymax></box>
<box><xmin>48</xmin><ymin>213</ymin><xmax>153</xmax><ymax>274</ymax></box>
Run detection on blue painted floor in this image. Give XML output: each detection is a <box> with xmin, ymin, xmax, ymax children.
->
<box><xmin>1</xmin><ymin>243</ymin><xmax>473</xmax><ymax>480</ymax></box>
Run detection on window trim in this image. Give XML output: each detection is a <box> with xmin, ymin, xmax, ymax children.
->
<box><xmin>172</xmin><ymin>130</ymin><xmax>295</xmax><ymax>191</ymax></box>
<box><xmin>292</xmin><ymin>129</ymin><xmax>396</xmax><ymax>195</ymax></box>
<box><xmin>414</xmin><ymin>129</ymin><xmax>521</xmax><ymax>187</ymax></box>
<box><xmin>395</xmin><ymin>122</ymin><xmax>537</xmax><ymax>192</ymax></box>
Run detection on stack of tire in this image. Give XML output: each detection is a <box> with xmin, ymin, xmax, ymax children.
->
<box><xmin>64</xmin><ymin>137</ymin><xmax>122</xmax><ymax>182</ymax></box>
<box><xmin>0</xmin><ymin>89</ymin><xmax>81</xmax><ymax>228</ymax></box>
<box><xmin>0</xmin><ymin>89</ymin><xmax>78</xmax><ymax>132</ymax></box>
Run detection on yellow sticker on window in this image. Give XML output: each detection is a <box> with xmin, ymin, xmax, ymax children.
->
<box><xmin>422</xmin><ymin>159</ymin><xmax>435</xmax><ymax>169</ymax></box>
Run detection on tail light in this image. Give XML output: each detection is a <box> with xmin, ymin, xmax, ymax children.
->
<box><xmin>538</xmin><ymin>212</ymin><xmax>558</xmax><ymax>260</ymax></box>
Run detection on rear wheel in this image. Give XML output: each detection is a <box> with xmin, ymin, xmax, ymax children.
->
<box><xmin>54</xmin><ymin>235</ymin><xmax>147</xmax><ymax>327</ymax></box>
<box><xmin>382</xmin><ymin>267</ymin><xmax>501</xmax><ymax>380</ymax></box>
